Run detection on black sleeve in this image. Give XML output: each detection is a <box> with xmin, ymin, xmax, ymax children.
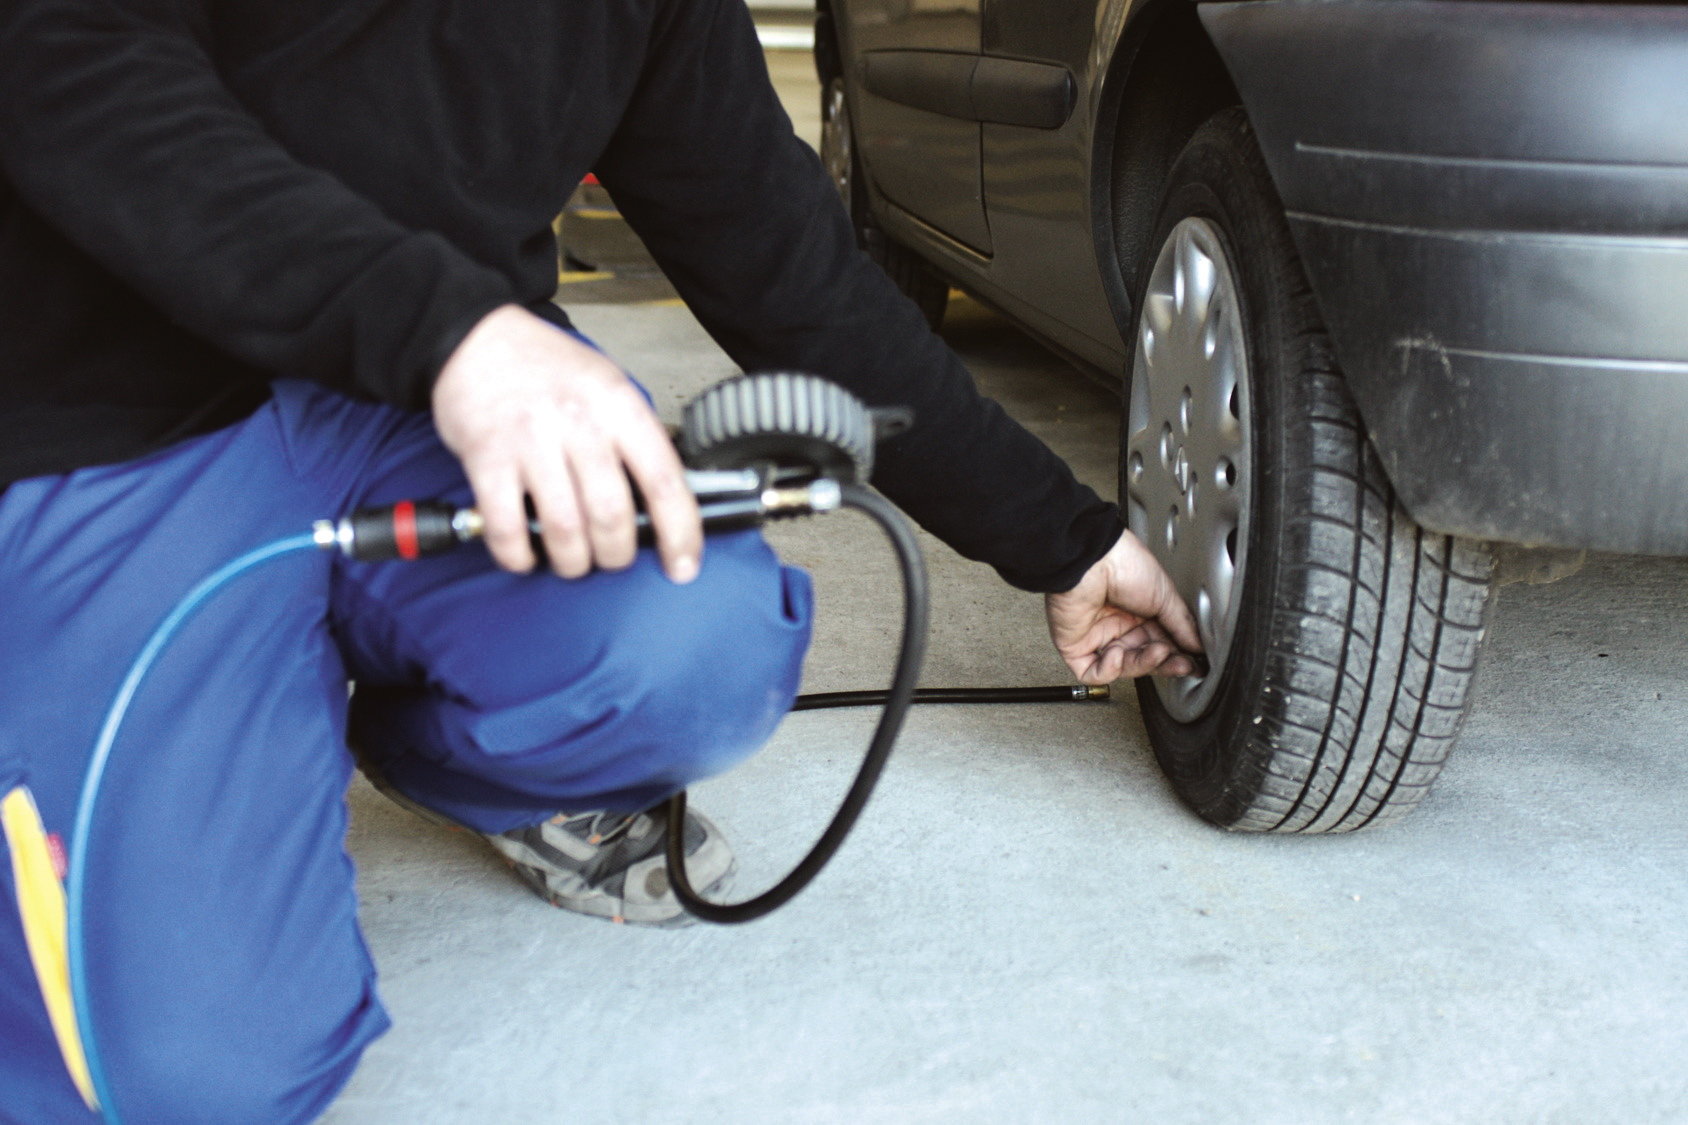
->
<box><xmin>0</xmin><ymin>0</ymin><xmax>513</xmax><ymax>408</ymax></box>
<box><xmin>592</xmin><ymin>0</ymin><xmax>1122</xmax><ymax>593</ymax></box>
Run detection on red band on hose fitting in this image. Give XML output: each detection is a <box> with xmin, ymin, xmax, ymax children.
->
<box><xmin>393</xmin><ymin>500</ymin><xmax>419</xmax><ymax>560</ymax></box>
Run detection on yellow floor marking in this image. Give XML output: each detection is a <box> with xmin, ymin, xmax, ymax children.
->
<box><xmin>566</xmin><ymin>208</ymin><xmax>623</xmax><ymax>221</ymax></box>
<box><xmin>636</xmin><ymin>297</ymin><xmax>687</xmax><ymax>308</ymax></box>
<box><xmin>557</xmin><ymin>270</ymin><xmax>616</xmax><ymax>285</ymax></box>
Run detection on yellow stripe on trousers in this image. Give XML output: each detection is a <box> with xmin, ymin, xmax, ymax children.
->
<box><xmin>2</xmin><ymin>785</ymin><xmax>98</xmax><ymax>1109</ymax></box>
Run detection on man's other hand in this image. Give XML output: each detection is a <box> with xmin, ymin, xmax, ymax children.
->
<box><xmin>1045</xmin><ymin>531</ymin><xmax>1203</xmax><ymax>683</ymax></box>
<box><xmin>432</xmin><ymin>305</ymin><xmax>702</xmax><ymax>583</ymax></box>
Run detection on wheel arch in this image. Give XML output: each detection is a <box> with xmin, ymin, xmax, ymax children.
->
<box><xmin>1089</xmin><ymin>0</ymin><xmax>1241</xmax><ymax>339</ymax></box>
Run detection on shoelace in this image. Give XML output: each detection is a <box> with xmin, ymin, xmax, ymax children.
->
<box><xmin>557</xmin><ymin>810</ymin><xmax>640</xmax><ymax>847</ymax></box>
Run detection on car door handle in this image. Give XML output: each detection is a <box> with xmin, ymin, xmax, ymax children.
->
<box><xmin>860</xmin><ymin>49</ymin><xmax>1075</xmax><ymax>130</ymax></box>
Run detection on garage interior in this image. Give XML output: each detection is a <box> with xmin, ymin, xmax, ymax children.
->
<box><xmin>324</xmin><ymin>10</ymin><xmax>1688</xmax><ymax>1122</ymax></box>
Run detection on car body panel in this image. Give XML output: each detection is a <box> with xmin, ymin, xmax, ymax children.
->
<box><xmin>839</xmin><ymin>0</ymin><xmax>992</xmax><ymax>252</ymax></box>
<box><xmin>1204</xmin><ymin>0</ymin><xmax>1688</xmax><ymax>552</ymax></box>
<box><xmin>860</xmin><ymin>0</ymin><xmax>1144</xmax><ymax>373</ymax></box>
<box><xmin>840</xmin><ymin>0</ymin><xmax>1688</xmax><ymax>553</ymax></box>
<box><xmin>977</xmin><ymin>0</ymin><xmax>1123</xmax><ymax>365</ymax></box>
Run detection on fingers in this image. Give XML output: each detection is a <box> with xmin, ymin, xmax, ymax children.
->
<box><xmin>1072</xmin><ymin>639</ymin><xmax>1196</xmax><ymax>684</ymax></box>
<box><xmin>431</xmin><ymin>306</ymin><xmax>702</xmax><ymax>584</ymax></box>
<box><xmin>1159</xmin><ymin>654</ymin><xmax>1199</xmax><ymax>677</ymax></box>
<box><xmin>521</xmin><ymin>428</ymin><xmax>597</xmax><ymax>578</ymax></box>
<box><xmin>1112</xmin><ymin>531</ymin><xmax>1204</xmax><ymax>655</ymax></box>
<box><xmin>521</xmin><ymin>403</ymin><xmax>695</xmax><ymax>582</ymax></box>
<box><xmin>462</xmin><ymin>454</ymin><xmax>535</xmax><ymax>573</ymax></box>
<box><xmin>616</xmin><ymin>414</ymin><xmax>702</xmax><ymax>584</ymax></box>
<box><xmin>1056</xmin><ymin>614</ymin><xmax>1200</xmax><ymax>684</ymax></box>
<box><xmin>1150</xmin><ymin>567</ymin><xmax>1204</xmax><ymax>657</ymax></box>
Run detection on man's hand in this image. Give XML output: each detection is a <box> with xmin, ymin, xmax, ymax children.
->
<box><xmin>1046</xmin><ymin>531</ymin><xmax>1204</xmax><ymax>683</ymax></box>
<box><xmin>432</xmin><ymin>305</ymin><xmax>702</xmax><ymax>582</ymax></box>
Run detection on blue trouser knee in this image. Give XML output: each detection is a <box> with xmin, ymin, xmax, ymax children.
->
<box><xmin>0</xmin><ymin>381</ymin><xmax>811</xmax><ymax>1122</ymax></box>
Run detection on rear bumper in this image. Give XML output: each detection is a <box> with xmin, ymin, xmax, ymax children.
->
<box><xmin>1203</xmin><ymin>0</ymin><xmax>1688</xmax><ymax>553</ymax></box>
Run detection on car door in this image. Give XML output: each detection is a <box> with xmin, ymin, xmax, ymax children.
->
<box><xmin>841</xmin><ymin>0</ymin><xmax>992</xmax><ymax>254</ymax></box>
<box><xmin>977</xmin><ymin>0</ymin><xmax>1122</xmax><ymax>366</ymax></box>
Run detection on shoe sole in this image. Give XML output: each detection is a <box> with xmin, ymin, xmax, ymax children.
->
<box><xmin>503</xmin><ymin>852</ymin><xmax>738</xmax><ymax>928</ymax></box>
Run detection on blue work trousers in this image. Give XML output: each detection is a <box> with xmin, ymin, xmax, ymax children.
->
<box><xmin>0</xmin><ymin>380</ymin><xmax>812</xmax><ymax>1123</ymax></box>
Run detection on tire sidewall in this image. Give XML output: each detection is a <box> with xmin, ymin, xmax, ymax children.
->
<box><xmin>820</xmin><ymin>75</ymin><xmax>872</xmax><ymax>247</ymax></box>
<box><xmin>1128</xmin><ymin>109</ymin><xmax>1321</xmax><ymax>825</ymax></box>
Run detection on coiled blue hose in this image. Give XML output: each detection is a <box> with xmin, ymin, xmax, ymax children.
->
<box><xmin>66</xmin><ymin>532</ymin><xmax>321</xmax><ymax>1123</ymax></box>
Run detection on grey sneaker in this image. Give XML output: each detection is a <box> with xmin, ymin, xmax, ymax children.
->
<box><xmin>485</xmin><ymin>807</ymin><xmax>735</xmax><ymax>927</ymax></box>
<box><xmin>356</xmin><ymin>759</ymin><xmax>734</xmax><ymax>927</ymax></box>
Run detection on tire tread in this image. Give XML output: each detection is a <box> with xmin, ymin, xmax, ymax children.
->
<box><xmin>1243</xmin><ymin>400</ymin><xmax>1491</xmax><ymax>832</ymax></box>
<box><xmin>1134</xmin><ymin>107</ymin><xmax>1493</xmax><ymax>835</ymax></box>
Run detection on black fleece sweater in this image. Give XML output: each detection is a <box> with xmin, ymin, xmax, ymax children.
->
<box><xmin>0</xmin><ymin>0</ymin><xmax>1122</xmax><ymax>592</ymax></box>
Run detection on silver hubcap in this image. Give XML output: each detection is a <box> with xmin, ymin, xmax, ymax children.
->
<box><xmin>1126</xmin><ymin>217</ymin><xmax>1252</xmax><ymax>721</ymax></box>
<box><xmin>821</xmin><ymin>79</ymin><xmax>853</xmax><ymax>214</ymax></box>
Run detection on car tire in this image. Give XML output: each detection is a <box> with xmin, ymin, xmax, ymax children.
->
<box><xmin>819</xmin><ymin>74</ymin><xmax>949</xmax><ymax>331</ymax></box>
<box><xmin>1123</xmin><ymin>108</ymin><xmax>1495</xmax><ymax>833</ymax></box>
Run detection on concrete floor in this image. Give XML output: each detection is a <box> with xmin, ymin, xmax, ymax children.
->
<box><xmin>325</xmin><ymin>32</ymin><xmax>1688</xmax><ymax>1125</ymax></box>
